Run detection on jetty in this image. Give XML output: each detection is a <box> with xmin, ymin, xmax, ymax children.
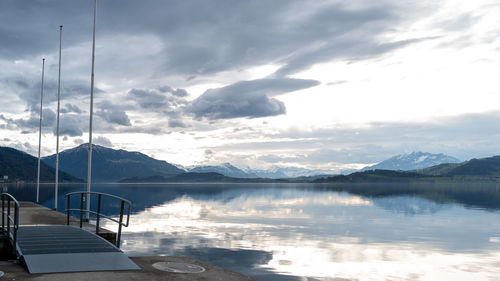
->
<box><xmin>0</xmin><ymin>193</ymin><xmax>258</xmax><ymax>281</ymax></box>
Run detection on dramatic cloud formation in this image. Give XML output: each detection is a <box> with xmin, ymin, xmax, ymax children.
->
<box><xmin>189</xmin><ymin>78</ymin><xmax>319</xmax><ymax>119</ymax></box>
<box><xmin>0</xmin><ymin>0</ymin><xmax>499</xmax><ymax>170</ymax></box>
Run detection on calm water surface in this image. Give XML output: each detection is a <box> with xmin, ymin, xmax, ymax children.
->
<box><xmin>4</xmin><ymin>182</ymin><xmax>500</xmax><ymax>281</ymax></box>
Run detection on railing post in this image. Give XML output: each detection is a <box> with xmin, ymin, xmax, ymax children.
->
<box><xmin>0</xmin><ymin>193</ymin><xmax>20</xmax><ymax>256</ymax></box>
<box><xmin>96</xmin><ymin>194</ymin><xmax>101</xmax><ymax>234</ymax></box>
<box><xmin>7</xmin><ymin>197</ymin><xmax>11</xmax><ymax>238</ymax></box>
<box><xmin>1</xmin><ymin>195</ymin><xmax>4</xmax><ymax>232</ymax></box>
<box><xmin>13</xmin><ymin>203</ymin><xmax>18</xmax><ymax>250</ymax></box>
<box><xmin>117</xmin><ymin>200</ymin><xmax>124</xmax><ymax>248</ymax></box>
<box><xmin>66</xmin><ymin>194</ymin><xmax>70</xmax><ymax>225</ymax></box>
<box><xmin>79</xmin><ymin>193</ymin><xmax>84</xmax><ymax>228</ymax></box>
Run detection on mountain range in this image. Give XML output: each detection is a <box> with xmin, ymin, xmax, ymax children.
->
<box><xmin>244</xmin><ymin>166</ymin><xmax>339</xmax><ymax>179</ymax></box>
<box><xmin>188</xmin><ymin>163</ymin><xmax>258</xmax><ymax>178</ymax></box>
<box><xmin>192</xmin><ymin>152</ymin><xmax>461</xmax><ymax>178</ymax></box>
<box><xmin>36</xmin><ymin>145</ymin><xmax>462</xmax><ymax>182</ymax></box>
<box><xmin>42</xmin><ymin>144</ymin><xmax>183</xmax><ymax>182</ymax></box>
<box><xmin>186</xmin><ymin>163</ymin><xmax>337</xmax><ymax>179</ymax></box>
<box><xmin>3</xmin><ymin>143</ymin><xmax>499</xmax><ymax>183</ymax></box>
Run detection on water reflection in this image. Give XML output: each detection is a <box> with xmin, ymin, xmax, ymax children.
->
<box><xmin>5</xmin><ymin>182</ymin><xmax>500</xmax><ymax>280</ymax></box>
<box><xmin>373</xmin><ymin>196</ymin><xmax>448</xmax><ymax>215</ymax></box>
<box><xmin>99</xmin><ymin>187</ymin><xmax>500</xmax><ymax>281</ymax></box>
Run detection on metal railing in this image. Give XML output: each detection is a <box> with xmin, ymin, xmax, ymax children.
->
<box><xmin>65</xmin><ymin>191</ymin><xmax>131</xmax><ymax>248</ymax></box>
<box><xmin>1</xmin><ymin>193</ymin><xmax>19</xmax><ymax>252</ymax></box>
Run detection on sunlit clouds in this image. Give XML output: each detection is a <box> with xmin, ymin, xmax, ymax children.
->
<box><xmin>1</xmin><ymin>0</ymin><xmax>500</xmax><ymax>170</ymax></box>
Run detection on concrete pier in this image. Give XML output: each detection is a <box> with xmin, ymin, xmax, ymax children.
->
<box><xmin>0</xmin><ymin>202</ymin><xmax>259</xmax><ymax>281</ymax></box>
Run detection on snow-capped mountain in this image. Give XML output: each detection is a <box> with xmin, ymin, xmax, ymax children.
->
<box><xmin>188</xmin><ymin>163</ymin><xmax>258</xmax><ymax>178</ymax></box>
<box><xmin>244</xmin><ymin>166</ymin><xmax>337</xmax><ymax>179</ymax></box>
<box><xmin>188</xmin><ymin>164</ymin><xmax>337</xmax><ymax>179</ymax></box>
<box><xmin>362</xmin><ymin>152</ymin><xmax>460</xmax><ymax>171</ymax></box>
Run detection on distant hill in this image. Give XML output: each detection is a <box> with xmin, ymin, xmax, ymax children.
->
<box><xmin>418</xmin><ymin>156</ymin><xmax>500</xmax><ymax>178</ymax></box>
<box><xmin>315</xmin><ymin>169</ymin><xmax>434</xmax><ymax>183</ymax></box>
<box><xmin>415</xmin><ymin>163</ymin><xmax>462</xmax><ymax>176</ymax></box>
<box><xmin>0</xmin><ymin>146</ymin><xmax>81</xmax><ymax>183</ymax></box>
<box><xmin>42</xmin><ymin>144</ymin><xmax>183</xmax><ymax>182</ymax></box>
<box><xmin>363</xmin><ymin>152</ymin><xmax>460</xmax><ymax>171</ymax></box>
<box><xmin>189</xmin><ymin>163</ymin><xmax>257</xmax><ymax>178</ymax></box>
<box><xmin>119</xmin><ymin>172</ymin><xmax>277</xmax><ymax>183</ymax></box>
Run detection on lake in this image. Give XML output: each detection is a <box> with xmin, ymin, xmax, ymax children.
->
<box><xmin>3</xmin><ymin>182</ymin><xmax>500</xmax><ymax>281</ymax></box>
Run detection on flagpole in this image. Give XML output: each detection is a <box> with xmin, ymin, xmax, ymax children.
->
<box><xmin>55</xmin><ymin>25</ymin><xmax>63</xmax><ymax>210</ymax></box>
<box><xmin>87</xmin><ymin>0</ymin><xmax>97</xmax><ymax>221</ymax></box>
<box><xmin>36</xmin><ymin>58</ymin><xmax>45</xmax><ymax>203</ymax></box>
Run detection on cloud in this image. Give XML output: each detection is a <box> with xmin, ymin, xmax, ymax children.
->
<box><xmin>93</xmin><ymin>136</ymin><xmax>113</xmax><ymax>147</ymax></box>
<box><xmin>61</xmin><ymin>103</ymin><xmax>84</xmax><ymax>114</ymax></box>
<box><xmin>2</xmin><ymin>141</ymin><xmax>38</xmax><ymax>156</ymax></box>
<box><xmin>119</xmin><ymin>122</ymin><xmax>168</xmax><ymax>135</ymax></box>
<box><xmin>128</xmin><ymin>86</ymin><xmax>189</xmax><ymax>118</ymax></box>
<box><xmin>188</xmin><ymin>78</ymin><xmax>319</xmax><ymax>120</ymax></box>
<box><xmin>152</xmin><ymin>1</ymin><xmax>412</xmax><ymax>77</ymax></box>
<box><xmin>96</xmin><ymin>109</ymin><xmax>131</xmax><ymax>126</ymax></box>
<box><xmin>2</xmin><ymin>76</ymin><xmax>97</xmax><ymax>114</ymax></box>
<box><xmin>204</xmin><ymin>149</ymin><xmax>214</xmax><ymax>158</ymax></box>
<box><xmin>168</xmin><ymin>119</ymin><xmax>187</xmax><ymax>128</ymax></box>
<box><xmin>274</xmin><ymin>37</ymin><xmax>438</xmax><ymax>77</ymax></box>
<box><xmin>56</xmin><ymin>114</ymin><xmax>86</xmax><ymax>137</ymax></box>
<box><xmin>158</xmin><ymin>86</ymin><xmax>188</xmax><ymax>97</ymax></box>
<box><xmin>129</xmin><ymin>89</ymin><xmax>167</xmax><ymax>110</ymax></box>
<box><xmin>0</xmin><ymin>1</ymin><xmax>427</xmax><ymax>78</ymax></box>
<box><xmin>327</xmin><ymin>80</ymin><xmax>348</xmax><ymax>86</ymax></box>
<box><xmin>0</xmin><ymin>108</ymin><xmax>56</xmax><ymax>133</ymax></box>
<box><xmin>0</xmin><ymin>114</ymin><xmax>37</xmax><ymax>133</ymax></box>
<box><xmin>257</xmin><ymin>146</ymin><xmax>389</xmax><ymax>166</ymax></box>
<box><xmin>202</xmin><ymin>111</ymin><xmax>500</xmax><ymax>169</ymax></box>
<box><xmin>436</xmin><ymin>12</ymin><xmax>480</xmax><ymax>32</ymax></box>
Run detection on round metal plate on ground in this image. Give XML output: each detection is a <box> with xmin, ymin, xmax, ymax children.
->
<box><xmin>152</xmin><ymin>262</ymin><xmax>205</xmax><ymax>273</ymax></box>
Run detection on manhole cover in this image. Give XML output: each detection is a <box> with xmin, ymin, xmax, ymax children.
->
<box><xmin>152</xmin><ymin>262</ymin><xmax>205</xmax><ymax>273</ymax></box>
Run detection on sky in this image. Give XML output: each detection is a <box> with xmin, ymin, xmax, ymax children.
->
<box><xmin>1</xmin><ymin>0</ymin><xmax>500</xmax><ymax>172</ymax></box>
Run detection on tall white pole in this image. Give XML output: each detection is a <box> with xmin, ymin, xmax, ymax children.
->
<box><xmin>55</xmin><ymin>25</ymin><xmax>63</xmax><ymax>210</ymax></box>
<box><xmin>37</xmin><ymin>58</ymin><xmax>45</xmax><ymax>203</ymax></box>
<box><xmin>87</xmin><ymin>0</ymin><xmax>97</xmax><ymax>220</ymax></box>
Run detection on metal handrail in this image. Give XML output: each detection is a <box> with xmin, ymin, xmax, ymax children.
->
<box><xmin>65</xmin><ymin>191</ymin><xmax>131</xmax><ymax>248</ymax></box>
<box><xmin>1</xmin><ymin>193</ymin><xmax>19</xmax><ymax>254</ymax></box>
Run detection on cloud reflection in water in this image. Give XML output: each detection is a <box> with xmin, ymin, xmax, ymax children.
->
<box><xmin>103</xmin><ymin>188</ymin><xmax>500</xmax><ymax>281</ymax></box>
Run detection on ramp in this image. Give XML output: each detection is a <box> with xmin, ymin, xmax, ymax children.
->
<box><xmin>17</xmin><ymin>225</ymin><xmax>140</xmax><ymax>274</ymax></box>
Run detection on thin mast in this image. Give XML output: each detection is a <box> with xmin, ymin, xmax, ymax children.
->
<box><xmin>36</xmin><ymin>58</ymin><xmax>45</xmax><ymax>203</ymax></box>
<box><xmin>55</xmin><ymin>25</ymin><xmax>63</xmax><ymax>210</ymax></box>
<box><xmin>87</xmin><ymin>0</ymin><xmax>97</xmax><ymax>220</ymax></box>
